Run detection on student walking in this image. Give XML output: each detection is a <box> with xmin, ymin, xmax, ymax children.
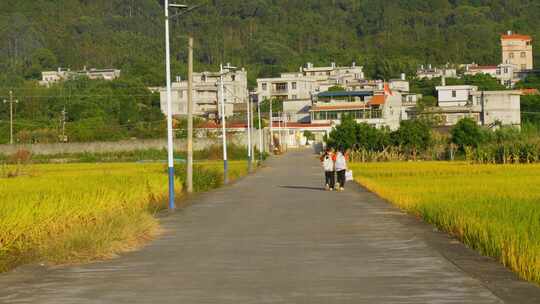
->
<box><xmin>334</xmin><ymin>149</ymin><xmax>348</xmax><ymax>191</ymax></box>
<box><xmin>321</xmin><ymin>148</ymin><xmax>335</xmax><ymax>191</ymax></box>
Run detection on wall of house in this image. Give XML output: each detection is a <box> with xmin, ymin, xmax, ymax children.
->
<box><xmin>482</xmin><ymin>93</ymin><xmax>521</xmax><ymax>126</ymax></box>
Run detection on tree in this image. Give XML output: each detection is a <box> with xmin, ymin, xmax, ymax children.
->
<box><xmin>328</xmin><ymin>85</ymin><xmax>346</xmax><ymax>92</ymax></box>
<box><xmin>392</xmin><ymin>120</ymin><xmax>433</xmax><ymax>158</ymax></box>
<box><xmin>450</xmin><ymin>118</ymin><xmax>487</xmax><ymax>150</ymax></box>
<box><xmin>356</xmin><ymin>123</ymin><xmax>390</xmax><ymax>152</ymax></box>
<box><xmin>326</xmin><ymin>115</ymin><xmax>357</xmax><ymax>150</ymax></box>
<box><xmin>259</xmin><ymin>98</ymin><xmax>283</xmax><ymax>113</ymax></box>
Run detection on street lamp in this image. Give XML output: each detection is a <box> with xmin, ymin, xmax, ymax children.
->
<box><xmin>163</xmin><ymin>1</ymin><xmax>193</xmax><ymax>210</ymax></box>
<box><xmin>219</xmin><ymin>63</ymin><xmax>237</xmax><ymax>184</ymax></box>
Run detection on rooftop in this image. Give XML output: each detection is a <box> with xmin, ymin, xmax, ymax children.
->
<box><xmin>501</xmin><ymin>34</ymin><xmax>532</xmax><ymax>41</ymax></box>
<box><xmin>317</xmin><ymin>91</ymin><xmax>372</xmax><ymax>98</ymax></box>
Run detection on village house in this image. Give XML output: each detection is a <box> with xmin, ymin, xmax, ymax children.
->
<box><xmin>39</xmin><ymin>67</ymin><xmax>121</xmax><ymax>87</ymax></box>
<box><xmin>462</xmin><ymin>31</ymin><xmax>534</xmax><ymax>88</ymax></box>
<box><xmin>256</xmin><ymin>62</ymin><xmax>365</xmax><ymax>103</ymax></box>
<box><xmin>501</xmin><ymin>31</ymin><xmax>533</xmax><ymax>72</ymax></box>
<box><xmin>416</xmin><ymin>65</ymin><xmax>457</xmax><ymax>80</ymax></box>
<box><xmin>309</xmin><ymin>83</ymin><xmax>402</xmax><ymax>130</ymax></box>
<box><xmin>159</xmin><ymin>67</ymin><xmax>248</xmax><ymax>118</ymax></box>
<box><xmin>426</xmin><ymin>85</ymin><xmax>521</xmax><ymax>127</ymax></box>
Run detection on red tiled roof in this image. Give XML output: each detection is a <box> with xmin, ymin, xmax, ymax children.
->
<box><xmin>311</xmin><ymin>104</ymin><xmax>369</xmax><ymax>111</ymax></box>
<box><xmin>384</xmin><ymin>83</ymin><xmax>393</xmax><ymax>96</ymax></box>
<box><xmin>470</xmin><ymin>65</ymin><xmax>498</xmax><ymax>70</ymax></box>
<box><xmin>368</xmin><ymin>95</ymin><xmax>386</xmax><ymax>106</ymax></box>
<box><xmin>501</xmin><ymin>34</ymin><xmax>532</xmax><ymax>41</ymax></box>
<box><xmin>521</xmin><ymin>88</ymin><xmax>540</xmax><ymax>95</ymax></box>
<box><xmin>199</xmin><ymin>121</ymin><xmax>248</xmax><ymax>129</ymax></box>
<box><xmin>271</xmin><ymin>122</ymin><xmax>331</xmax><ymax>128</ymax></box>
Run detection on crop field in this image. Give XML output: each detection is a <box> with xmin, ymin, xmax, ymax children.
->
<box><xmin>0</xmin><ymin>161</ymin><xmax>248</xmax><ymax>272</ymax></box>
<box><xmin>350</xmin><ymin>162</ymin><xmax>540</xmax><ymax>284</ymax></box>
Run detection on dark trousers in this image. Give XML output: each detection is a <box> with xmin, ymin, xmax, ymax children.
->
<box><xmin>325</xmin><ymin>171</ymin><xmax>335</xmax><ymax>189</ymax></box>
<box><xmin>336</xmin><ymin>170</ymin><xmax>346</xmax><ymax>188</ymax></box>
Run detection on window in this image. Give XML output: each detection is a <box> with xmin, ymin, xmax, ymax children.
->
<box><xmin>292</xmin><ymin>95</ymin><xmax>297</xmax><ymax>100</ymax></box>
<box><xmin>201</xmin><ymin>75</ymin><xmax>206</xmax><ymax>82</ymax></box>
<box><xmin>327</xmin><ymin>111</ymin><xmax>338</xmax><ymax>120</ymax></box>
<box><xmin>276</xmin><ymin>83</ymin><xmax>287</xmax><ymax>91</ymax></box>
<box><xmin>292</xmin><ymin>82</ymin><xmax>297</xmax><ymax>90</ymax></box>
<box><xmin>521</xmin><ymin>52</ymin><xmax>527</xmax><ymax>58</ymax></box>
<box><xmin>452</xmin><ymin>90</ymin><xmax>457</xmax><ymax>98</ymax></box>
<box><xmin>509</xmin><ymin>52</ymin><xmax>515</xmax><ymax>59</ymax></box>
<box><xmin>496</xmin><ymin>69</ymin><xmax>501</xmax><ymax>75</ymax></box>
<box><xmin>326</xmin><ymin>71</ymin><xmax>331</xmax><ymax>76</ymax></box>
<box><xmin>262</xmin><ymin>83</ymin><xmax>267</xmax><ymax>91</ymax></box>
<box><xmin>504</xmin><ymin>67</ymin><xmax>509</xmax><ymax>74</ymax></box>
<box><xmin>231</xmin><ymin>75</ymin><xmax>236</xmax><ymax>81</ymax></box>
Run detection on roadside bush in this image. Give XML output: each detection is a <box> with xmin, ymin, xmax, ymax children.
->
<box><xmin>175</xmin><ymin>164</ymin><xmax>223</xmax><ymax>192</ymax></box>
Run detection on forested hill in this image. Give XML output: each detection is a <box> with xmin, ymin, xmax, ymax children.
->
<box><xmin>1</xmin><ymin>0</ymin><xmax>540</xmax><ymax>86</ymax></box>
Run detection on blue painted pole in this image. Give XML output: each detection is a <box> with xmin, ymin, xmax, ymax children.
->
<box><xmin>168</xmin><ymin>166</ymin><xmax>175</xmax><ymax>209</ymax></box>
<box><xmin>164</xmin><ymin>0</ymin><xmax>175</xmax><ymax>210</ymax></box>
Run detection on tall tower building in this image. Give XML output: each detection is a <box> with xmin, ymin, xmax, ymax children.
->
<box><xmin>501</xmin><ymin>31</ymin><xmax>533</xmax><ymax>71</ymax></box>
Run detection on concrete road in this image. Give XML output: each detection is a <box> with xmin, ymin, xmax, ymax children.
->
<box><xmin>1</xmin><ymin>150</ymin><xmax>539</xmax><ymax>303</ymax></box>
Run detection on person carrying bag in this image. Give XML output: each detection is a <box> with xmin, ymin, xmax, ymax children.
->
<box><xmin>334</xmin><ymin>149</ymin><xmax>348</xmax><ymax>191</ymax></box>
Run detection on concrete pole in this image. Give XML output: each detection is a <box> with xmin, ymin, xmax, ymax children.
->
<box><xmin>4</xmin><ymin>91</ymin><xmax>19</xmax><ymax>145</ymax></box>
<box><xmin>187</xmin><ymin>36</ymin><xmax>194</xmax><ymax>193</ymax></box>
<box><xmin>249</xmin><ymin>95</ymin><xmax>255</xmax><ymax>163</ymax></box>
<box><xmin>278</xmin><ymin>111</ymin><xmax>282</xmax><ymax>152</ymax></box>
<box><xmin>220</xmin><ymin>64</ymin><xmax>229</xmax><ymax>184</ymax></box>
<box><xmin>164</xmin><ymin>0</ymin><xmax>176</xmax><ymax>209</ymax></box>
<box><xmin>257</xmin><ymin>99</ymin><xmax>263</xmax><ymax>160</ymax></box>
<box><xmin>270</xmin><ymin>100</ymin><xmax>275</xmax><ymax>152</ymax></box>
<box><xmin>246</xmin><ymin>93</ymin><xmax>252</xmax><ymax>172</ymax></box>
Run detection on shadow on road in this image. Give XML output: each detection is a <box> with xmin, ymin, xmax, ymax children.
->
<box><xmin>279</xmin><ymin>186</ymin><xmax>325</xmax><ymax>191</ymax></box>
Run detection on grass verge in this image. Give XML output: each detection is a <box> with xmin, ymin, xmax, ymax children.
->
<box><xmin>0</xmin><ymin>161</ymin><xmax>250</xmax><ymax>273</ymax></box>
<box><xmin>350</xmin><ymin>162</ymin><xmax>540</xmax><ymax>285</ymax></box>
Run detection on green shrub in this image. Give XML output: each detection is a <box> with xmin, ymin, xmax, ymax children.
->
<box><xmin>174</xmin><ymin>164</ymin><xmax>223</xmax><ymax>193</ymax></box>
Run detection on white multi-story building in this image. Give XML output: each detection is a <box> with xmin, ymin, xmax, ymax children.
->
<box><xmin>435</xmin><ymin>85</ymin><xmax>478</xmax><ymax>107</ymax></box>
<box><xmin>39</xmin><ymin>67</ymin><xmax>121</xmax><ymax>87</ymax></box>
<box><xmin>416</xmin><ymin>65</ymin><xmax>457</xmax><ymax>80</ymax></box>
<box><xmin>159</xmin><ymin>68</ymin><xmax>248</xmax><ymax>118</ymax></box>
<box><xmin>257</xmin><ymin>62</ymin><xmax>365</xmax><ymax>102</ymax></box>
<box><xmin>501</xmin><ymin>31</ymin><xmax>533</xmax><ymax>72</ymax></box>
<box><xmin>464</xmin><ymin>63</ymin><xmax>520</xmax><ymax>88</ymax></box>
<box><xmin>432</xmin><ymin>85</ymin><xmax>521</xmax><ymax>127</ymax></box>
<box><xmin>309</xmin><ymin>84</ymin><xmax>402</xmax><ymax>130</ymax></box>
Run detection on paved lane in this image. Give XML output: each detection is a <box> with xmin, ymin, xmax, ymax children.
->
<box><xmin>1</xmin><ymin>150</ymin><xmax>538</xmax><ymax>303</ymax></box>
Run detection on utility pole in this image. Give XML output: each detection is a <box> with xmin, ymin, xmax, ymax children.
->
<box><xmin>269</xmin><ymin>99</ymin><xmax>273</xmax><ymax>151</ymax></box>
<box><xmin>249</xmin><ymin>94</ymin><xmax>255</xmax><ymax>165</ymax></box>
<box><xmin>219</xmin><ymin>64</ymin><xmax>229</xmax><ymax>185</ymax></box>
<box><xmin>61</xmin><ymin>106</ymin><xmax>67</xmax><ymax>142</ymax></box>
<box><xmin>257</xmin><ymin>98</ymin><xmax>263</xmax><ymax>161</ymax></box>
<box><xmin>164</xmin><ymin>0</ymin><xmax>176</xmax><ymax>210</ymax></box>
<box><xmin>3</xmin><ymin>91</ymin><xmax>18</xmax><ymax>145</ymax></box>
<box><xmin>246</xmin><ymin>92</ymin><xmax>252</xmax><ymax>172</ymax></box>
<box><xmin>186</xmin><ymin>36</ymin><xmax>194</xmax><ymax>193</ymax></box>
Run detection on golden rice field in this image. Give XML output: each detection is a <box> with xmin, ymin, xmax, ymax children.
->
<box><xmin>350</xmin><ymin>162</ymin><xmax>540</xmax><ymax>285</ymax></box>
<box><xmin>0</xmin><ymin>161</ymin><xmax>248</xmax><ymax>272</ymax></box>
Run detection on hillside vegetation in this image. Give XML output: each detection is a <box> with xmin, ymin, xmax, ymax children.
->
<box><xmin>2</xmin><ymin>1</ymin><xmax>540</xmax><ymax>144</ymax></box>
<box><xmin>1</xmin><ymin>0</ymin><xmax>540</xmax><ymax>86</ymax></box>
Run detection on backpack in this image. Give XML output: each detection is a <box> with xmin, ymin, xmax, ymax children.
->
<box><xmin>322</xmin><ymin>155</ymin><xmax>334</xmax><ymax>172</ymax></box>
